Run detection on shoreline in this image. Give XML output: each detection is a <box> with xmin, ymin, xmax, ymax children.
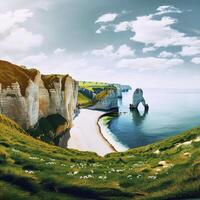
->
<box><xmin>96</xmin><ymin>114</ymin><xmax>117</xmax><ymax>152</ymax></box>
<box><xmin>67</xmin><ymin>109</ymin><xmax>117</xmax><ymax>156</ymax></box>
<box><xmin>98</xmin><ymin>114</ymin><xmax>129</xmax><ymax>152</ymax></box>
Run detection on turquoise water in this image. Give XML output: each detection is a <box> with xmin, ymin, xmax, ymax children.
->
<box><xmin>109</xmin><ymin>89</ymin><xmax>200</xmax><ymax>148</ymax></box>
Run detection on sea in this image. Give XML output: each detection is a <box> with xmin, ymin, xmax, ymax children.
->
<box><xmin>107</xmin><ymin>88</ymin><xmax>200</xmax><ymax>149</ymax></box>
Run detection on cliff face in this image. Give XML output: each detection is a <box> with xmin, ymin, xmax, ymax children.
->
<box><xmin>113</xmin><ymin>84</ymin><xmax>132</xmax><ymax>98</ymax></box>
<box><xmin>121</xmin><ymin>85</ymin><xmax>132</xmax><ymax>92</ymax></box>
<box><xmin>0</xmin><ymin>60</ymin><xmax>78</xmax><ymax>130</ymax></box>
<box><xmin>90</xmin><ymin>89</ymin><xmax>118</xmax><ymax>110</ymax></box>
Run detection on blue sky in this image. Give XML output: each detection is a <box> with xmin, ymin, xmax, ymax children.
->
<box><xmin>1</xmin><ymin>0</ymin><xmax>200</xmax><ymax>88</ymax></box>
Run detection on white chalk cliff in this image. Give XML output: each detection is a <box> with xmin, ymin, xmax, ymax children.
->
<box><xmin>90</xmin><ymin>89</ymin><xmax>118</xmax><ymax>110</ymax></box>
<box><xmin>113</xmin><ymin>84</ymin><xmax>132</xmax><ymax>98</ymax></box>
<box><xmin>0</xmin><ymin>60</ymin><xmax>78</xmax><ymax>130</ymax></box>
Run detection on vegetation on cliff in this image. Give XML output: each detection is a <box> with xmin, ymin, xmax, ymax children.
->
<box><xmin>0</xmin><ymin>114</ymin><xmax>200</xmax><ymax>200</ymax></box>
<box><xmin>78</xmin><ymin>81</ymin><xmax>117</xmax><ymax>107</ymax></box>
<box><xmin>41</xmin><ymin>74</ymin><xmax>69</xmax><ymax>92</ymax></box>
<box><xmin>0</xmin><ymin>60</ymin><xmax>38</xmax><ymax>96</ymax></box>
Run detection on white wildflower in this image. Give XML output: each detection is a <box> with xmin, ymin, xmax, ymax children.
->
<box><xmin>148</xmin><ymin>175</ymin><xmax>157</xmax><ymax>180</ymax></box>
<box><xmin>183</xmin><ymin>152</ymin><xmax>191</xmax><ymax>157</ymax></box>
<box><xmin>11</xmin><ymin>148</ymin><xmax>20</xmax><ymax>153</ymax></box>
<box><xmin>137</xmin><ymin>174</ymin><xmax>141</xmax><ymax>178</ymax></box>
<box><xmin>194</xmin><ymin>136</ymin><xmax>200</xmax><ymax>142</ymax></box>
<box><xmin>25</xmin><ymin>170</ymin><xmax>34</xmax><ymax>174</ymax></box>
<box><xmin>116</xmin><ymin>169</ymin><xmax>124</xmax><ymax>173</ymax></box>
<box><xmin>127</xmin><ymin>175</ymin><xmax>133</xmax><ymax>179</ymax></box>
<box><xmin>154</xmin><ymin>150</ymin><xmax>160</xmax><ymax>154</ymax></box>
<box><xmin>176</xmin><ymin>141</ymin><xmax>192</xmax><ymax>148</ymax></box>
<box><xmin>46</xmin><ymin>162</ymin><xmax>55</xmax><ymax>165</ymax></box>
<box><xmin>158</xmin><ymin>161</ymin><xmax>167</xmax><ymax>166</ymax></box>
<box><xmin>29</xmin><ymin>156</ymin><xmax>39</xmax><ymax>160</ymax></box>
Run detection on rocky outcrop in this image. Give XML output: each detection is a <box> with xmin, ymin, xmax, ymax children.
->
<box><xmin>90</xmin><ymin>89</ymin><xmax>118</xmax><ymax>111</ymax></box>
<box><xmin>121</xmin><ymin>85</ymin><xmax>132</xmax><ymax>92</ymax></box>
<box><xmin>113</xmin><ymin>84</ymin><xmax>123</xmax><ymax>98</ymax></box>
<box><xmin>113</xmin><ymin>84</ymin><xmax>132</xmax><ymax>98</ymax></box>
<box><xmin>130</xmin><ymin>88</ymin><xmax>148</xmax><ymax>110</ymax></box>
<box><xmin>0</xmin><ymin>60</ymin><xmax>78</xmax><ymax>130</ymax></box>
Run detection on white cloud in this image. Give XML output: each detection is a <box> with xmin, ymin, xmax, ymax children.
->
<box><xmin>95</xmin><ymin>13</ymin><xmax>118</xmax><ymax>23</ymax></box>
<box><xmin>54</xmin><ymin>48</ymin><xmax>66</xmax><ymax>54</ymax></box>
<box><xmin>114</xmin><ymin>21</ymin><xmax>130</xmax><ymax>32</ymax></box>
<box><xmin>0</xmin><ymin>9</ymin><xmax>33</xmax><ymax>34</ymax></box>
<box><xmin>0</xmin><ymin>0</ymin><xmax>59</xmax><ymax>12</ymax></box>
<box><xmin>115</xmin><ymin>44</ymin><xmax>135</xmax><ymax>57</ymax></box>
<box><xmin>159</xmin><ymin>51</ymin><xmax>175</xmax><ymax>58</ymax></box>
<box><xmin>20</xmin><ymin>52</ymin><xmax>47</xmax><ymax>65</ymax></box>
<box><xmin>155</xmin><ymin>5</ymin><xmax>182</xmax><ymax>16</ymax></box>
<box><xmin>0</xmin><ymin>27</ymin><xmax>43</xmax><ymax>52</ymax></box>
<box><xmin>19</xmin><ymin>53</ymin><xmax>89</xmax><ymax>79</ymax></box>
<box><xmin>117</xmin><ymin>57</ymin><xmax>184</xmax><ymax>71</ymax></box>
<box><xmin>191</xmin><ymin>57</ymin><xmax>200</xmax><ymax>64</ymax></box>
<box><xmin>129</xmin><ymin>16</ymin><xmax>184</xmax><ymax>47</ymax></box>
<box><xmin>91</xmin><ymin>45</ymin><xmax>114</xmax><ymax>57</ymax></box>
<box><xmin>113</xmin><ymin>6</ymin><xmax>200</xmax><ymax>51</ymax></box>
<box><xmin>143</xmin><ymin>46</ymin><xmax>157</xmax><ymax>53</ymax></box>
<box><xmin>179</xmin><ymin>46</ymin><xmax>200</xmax><ymax>56</ymax></box>
<box><xmin>91</xmin><ymin>44</ymin><xmax>134</xmax><ymax>59</ymax></box>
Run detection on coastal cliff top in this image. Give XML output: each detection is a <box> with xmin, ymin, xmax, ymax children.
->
<box><xmin>0</xmin><ymin>60</ymin><xmax>72</xmax><ymax>95</ymax></box>
<box><xmin>0</xmin><ymin>60</ymin><xmax>38</xmax><ymax>96</ymax></box>
<box><xmin>94</xmin><ymin>88</ymin><xmax>116</xmax><ymax>101</ymax></box>
<box><xmin>41</xmin><ymin>74</ymin><xmax>69</xmax><ymax>91</ymax></box>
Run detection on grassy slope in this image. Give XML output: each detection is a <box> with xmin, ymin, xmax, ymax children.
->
<box><xmin>79</xmin><ymin>81</ymin><xmax>109</xmax><ymax>91</ymax></box>
<box><xmin>77</xmin><ymin>92</ymin><xmax>93</xmax><ymax>107</ymax></box>
<box><xmin>0</xmin><ymin>114</ymin><xmax>200</xmax><ymax>200</ymax></box>
<box><xmin>78</xmin><ymin>81</ymin><xmax>117</xmax><ymax>107</ymax></box>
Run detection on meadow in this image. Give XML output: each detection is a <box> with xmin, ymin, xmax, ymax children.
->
<box><xmin>0</xmin><ymin>114</ymin><xmax>200</xmax><ymax>199</ymax></box>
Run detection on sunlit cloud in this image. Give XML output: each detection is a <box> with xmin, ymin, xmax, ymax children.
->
<box><xmin>95</xmin><ymin>13</ymin><xmax>118</xmax><ymax>23</ymax></box>
<box><xmin>191</xmin><ymin>57</ymin><xmax>200</xmax><ymax>64</ymax></box>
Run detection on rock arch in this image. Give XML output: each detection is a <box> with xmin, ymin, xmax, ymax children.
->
<box><xmin>130</xmin><ymin>88</ymin><xmax>149</xmax><ymax>110</ymax></box>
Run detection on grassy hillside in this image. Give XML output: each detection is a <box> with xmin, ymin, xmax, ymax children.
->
<box><xmin>77</xmin><ymin>92</ymin><xmax>93</xmax><ymax>107</ymax></box>
<box><xmin>0</xmin><ymin>114</ymin><xmax>200</xmax><ymax>200</ymax></box>
<box><xmin>79</xmin><ymin>81</ymin><xmax>110</xmax><ymax>92</ymax></box>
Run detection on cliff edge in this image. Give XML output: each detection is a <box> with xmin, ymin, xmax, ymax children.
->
<box><xmin>0</xmin><ymin>60</ymin><xmax>78</xmax><ymax>130</ymax></box>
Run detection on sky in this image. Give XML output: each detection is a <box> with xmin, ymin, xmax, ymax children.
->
<box><xmin>0</xmin><ymin>0</ymin><xmax>200</xmax><ymax>88</ymax></box>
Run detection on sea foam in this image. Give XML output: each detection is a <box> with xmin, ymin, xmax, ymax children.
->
<box><xmin>98</xmin><ymin>118</ymin><xmax>129</xmax><ymax>152</ymax></box>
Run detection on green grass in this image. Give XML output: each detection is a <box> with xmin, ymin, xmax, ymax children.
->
<box><xmin>78</xmin><ymin>81</ymin><xmax>117</xmax><ymax>108</ymax></box>
<box><xmin>0</xmin><ymin>114</ymin><xmax>200</xmax><ymax>199</ymax></box>
<box><xmin>77</xmin><ymin>92</ymin><xmax>93</xmax><ymax>107</ymax></box>
<box><xmin>101</xmin><ymin>112</ymin><xmax>119</xmax><ymax>127</ymax></box>
<box><xmin>79</xmin><ymin>81</ymin><xmax>110</xmax><ymax>91</ymax></box>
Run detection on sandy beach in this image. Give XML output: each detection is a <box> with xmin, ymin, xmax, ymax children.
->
<box><xmin>67</xmin><ymin>109</ymin><xmax>116</xmax><ymax>156</ymax></box>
